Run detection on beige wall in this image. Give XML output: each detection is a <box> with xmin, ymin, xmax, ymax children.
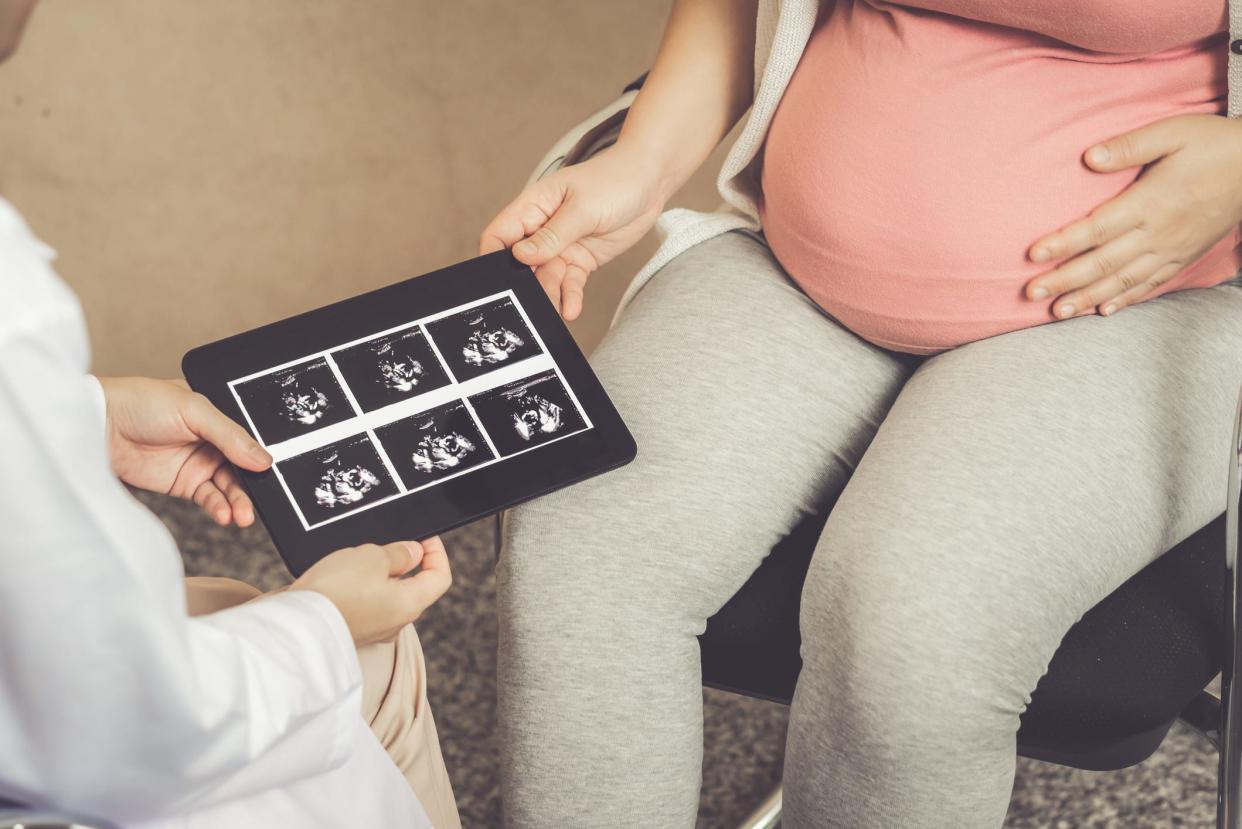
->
<box><xmin>0</xmin><ymin>0</ymin><xmax>726</xmax><ymax>377</ymax></box>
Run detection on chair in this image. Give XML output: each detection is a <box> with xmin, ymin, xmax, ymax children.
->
<box><xmin>0</xmin><ymin>796</ymin><xmax>116</xmax><ymax>829</ymax></box>
<box><xmin>517</xmin><ymin>74</ymin><xmax>1242</xmax><ymax>828</ymax></box>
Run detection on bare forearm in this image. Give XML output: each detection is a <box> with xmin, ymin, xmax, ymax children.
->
<box><xmin>617</xmin><ymin>0</ymin><xmax>758</xmax><ymax>200</ymax></box>
<box><xmin>478</xmin><ymin>0</ymin><xmax>759</xmax><ymax>319</ymax></box>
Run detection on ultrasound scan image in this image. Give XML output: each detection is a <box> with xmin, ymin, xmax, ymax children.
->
<box><xmin>424</xmin><ymin>297</ymin><xmax>542</xmax><ymax>383</ymax></box>
<box><xmin>276</xmin><ymin>434</ymin><xmax>400</xmax><ymax>525</ymax></box>
<box><xmin>512</xmin><ymin>393</ymin><xmax>563</xmax><ymax>441</ymax></box>
<box><xmin>468</xmin><ymin>369</ymin><xmax>587</xmax><ymax>457</ymax></box>
<box><xmin>314</xmin><ymin>465</ymin><xmax>382</xmax><ymax>508</ymax></box>
<box><xmin>412</xmin><ymin>431</ymin><xmax>477</xmax><ymax>473</ymax></box>
<box><xmin>373</xmin><ymin>400</ymin><xmax>494</xmax><ymax>489</ymax></box>
<box><xmin>331</xmin><ymin>327</ymin><xmax>451</xmax><ymax>412</ymax></box>
<box><xmin>382</xmin><ymin>358</ymin><xmax>423</xmax><ymax>392</ymax></box>
<box><xmin>233</xmin><ymin>358</ymin><xmax>354</xmax><ymax>445</ymax></box>
<box><xmin>463</xmin><ymin>328</ymin><xmax>526</xmax><ymax>366</ymax></box>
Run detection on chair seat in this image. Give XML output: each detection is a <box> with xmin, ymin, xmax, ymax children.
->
<box><xmin>698</xmin><ymin>512</ymin><xmax>1226</xmax><ymax>771</ymax></box>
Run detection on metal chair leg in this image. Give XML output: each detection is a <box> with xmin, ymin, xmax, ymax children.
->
<box><xmin>736</xmin><ymin>785</ymin><xmax>782</xmax><ymax>829</ymax></box>
<box><xmin>1183</xmin><ymin>687</ymin><xmax>1223</xmax><ymax>749</ymax></box>
<box><xmin>1218</xmin><ymin>382</ymin><xmax>1242</xmax><ymax>829</ymax></box>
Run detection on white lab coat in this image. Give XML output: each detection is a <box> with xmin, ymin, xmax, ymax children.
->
<box><xmin>0</xmin><ymin>197</ymin><xmax>432</xmax><ymax>828</ymax></box>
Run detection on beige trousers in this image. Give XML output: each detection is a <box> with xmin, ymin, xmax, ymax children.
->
<box><xmin>186</xmin><ymin>576</ymin><xmax>462</xmax><ymax>829</ymax></box>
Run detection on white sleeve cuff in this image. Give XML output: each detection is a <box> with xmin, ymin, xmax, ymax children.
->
<box><xmin>185</xmin><ymin>587</ymin><xmax>365</xmax><ymax>794</ymax></box>
<box><xmin>199</xmin><ymin>587</ymin><xmax>362</xmax><ymax>695</ymax></box>
<box><xmin>228</xmin><ymin>589</ymin><xmax>363</xmax><ymax>772</ymax></box>
<box><xmin>85</xmin><ymin>374</ymin><xmax>107</xmax><ymax>434</ymax></box>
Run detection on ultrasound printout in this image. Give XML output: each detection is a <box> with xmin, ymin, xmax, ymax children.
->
<box><xmin>232</xmin><ymin>357</ymin><xmax>354</xmax><ymax>445</ymax></box>
<box><xmin>228</xmin><ymin>290</ymin><xmax>594</xmax><ymax>530</ymax></box>
<box><xmin>331</xmin><ymin>327</ymin><xmax>451</xmax><ymax>413</ymax></box>
<box><xmin>423</xmin><ymin>296</ymin><xmax>542</xmax><ymax>383</ymax></box>
<box><xmin>468</xmin><ymin>370</ymin><xmax>588</xmax><ymax>457</ymax></box>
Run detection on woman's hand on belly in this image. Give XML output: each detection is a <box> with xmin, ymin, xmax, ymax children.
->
<box><xmin>1026</xmin><ymin>114</ymin><xmax>1242</xmax><ymax>317</ymax></box>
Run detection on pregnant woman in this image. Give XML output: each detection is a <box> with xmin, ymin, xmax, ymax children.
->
<box><xmin>482</xmin><ymin>1</ymin><xmax>1242</xmax><ymax>825</ymax></box>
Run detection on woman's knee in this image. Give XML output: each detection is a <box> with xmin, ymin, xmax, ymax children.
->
<box><xmin>796</xmin><ymin>521</ymin><xmax>1053</xmax><ymax>737</ymax></box>
<box><xmin>498</xmin><ymin>467</ymin><xmax>672</xmax><ymax>635</ymax></box>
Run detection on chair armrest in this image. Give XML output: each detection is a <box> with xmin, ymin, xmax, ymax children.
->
<box><xmin>0</xmin><ymin>810</ymin><xmax>118</xmax><ymax>829</ymax></box>
<box><xmin>524</xmin><ymin>74</ymin><xmax>648</xmax><ymax>187</ymax></box>
<box><xmin>1221</xmin><ymin>380</ymin><xmax>1242</xmax><ymax>827</ymax></box>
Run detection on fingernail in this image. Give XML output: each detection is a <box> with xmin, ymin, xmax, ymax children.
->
<box><xmin>1031</xmin><ymin>247</ymin><xmax>1050</xmax><ymax>263</ymax></box>
<box><xmin>250</xmin><ymin>445</ymin><xmax>271</xmax><ymax>461</ymax></box>
<box><xmin>1058</xmin><ymin>302</ymin><xmax>1075</xmax><ymax>318</ymax></box>
<box><xmin>513</xmin><ymin>239</ymin><xmax>535</xmax><ymax>257</ymax></box>
<box><xmin>404</xmin><ymin>541</ymin><xmax>422</xmax><ymax>564</ymax></box>
<box><xmin>1089</xmin><ymin>145</ymin><xmax>1110</xmax><ymax>164</ymax></box>
<box><xmin>1101</xmin><ymin>303</ymin><xmax>1117</xmax><ymax>316</ymax></box>
<box><xmin>1030</xmin><ymin>286</ymin><xmax>1048</xmax><ymax>300</ymax></box>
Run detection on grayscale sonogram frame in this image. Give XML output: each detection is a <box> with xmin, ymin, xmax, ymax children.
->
<box><xmin>227</xmin><ymin>289</ymin><xmax>593</xmax><ymax>531</ymax></box>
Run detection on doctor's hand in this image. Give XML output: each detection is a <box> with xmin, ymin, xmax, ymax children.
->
<box><xmin>292</xmin><ymin>537</ymin><xmax>452</xmax><ymax>646</ymax></box>
<box><xmin>479</xmin><ymin>144</ymin><xmax>668</xmax><ymax>321</ymax></box>
<box><xmin>1026</xmin><ymin>114</ymin><xmax>1242</xmax><ymax>317</ymax></box>
<box><xmin>98</xmin><ymin>376</ymin><xmax>272</xmax><ymax>527</ymax></box>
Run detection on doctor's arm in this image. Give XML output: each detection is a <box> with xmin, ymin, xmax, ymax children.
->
<box><xmin>0</xmin><ymin>333</ymin><xmax>448</xmax><ymax>822</ymax></box>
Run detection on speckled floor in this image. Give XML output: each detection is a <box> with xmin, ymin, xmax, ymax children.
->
<box><xmin>146</xmin><ymin>490</ymin><xmax>1221</xmax><ymax>828</ymax></box>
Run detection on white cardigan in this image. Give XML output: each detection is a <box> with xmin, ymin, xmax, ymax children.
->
<box><xmin>606</xmin><ymin>0</ymin><xmax>1242</xmax><ymax>325</ymax></box>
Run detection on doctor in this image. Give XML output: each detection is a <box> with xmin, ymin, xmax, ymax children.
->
<box><xmin>0</xmin><ymin>1</ymin><xmax>461</xmax><ymax>826</ymax></box>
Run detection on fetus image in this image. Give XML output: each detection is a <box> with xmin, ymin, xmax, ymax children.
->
<box><xmin>277</xmin><ymin>434</ymin><xmax>400</xmax><ymax>524</ymax></box>
<box><xmin>280</xmin><ymin>381</ymin><xmax>331</xmax><ymax>425</ymax></box>
<box><xmin>332</xmin><ymin>328</ymin><xmax>450</xmax><ymax>412</ymax></box>
<box><xmin>234</xmin><ymin>357</ymin><xmax>352</xmax><ymax>445</ymax></box>
<box><xmin>512</xmin><ymin>393</ymin><xmax>563</xmax><ymax>441</ymax></box>
<box><xmin>314</xmin><ymin>464</ymin><xmax>382</xmax><ymax>508</ymax></box>
<box><xmin>412</xmin><ymin>432</ymin><xmax>478</xmax><ymax>473</ymax></box>
<box><xmin>468</xmin><ymin>369</ymin><xmax>587</xmax><ymax>457</ymax></box>
<box><xmin>378</xmin><ymin>352</ymin><xmax>426</xmax><ymax>393</ymax></box>
<box><xmin>463</xmin><ymin>327</ymin><xmax>525</xmax><ymax>366</ymax></box>
<box><xmin>374</xmin><ymin>400</ymin><xmax>493</xmax><ymax>488</ymax></box>
<box><xmin>425</xmin><ymin>297</ymin><xmax>541</xmax><ymax>383</ymax></box>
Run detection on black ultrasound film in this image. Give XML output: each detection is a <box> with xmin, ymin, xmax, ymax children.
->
<box><xmin>468</xmin><ymin>369</ymin><xmax>587</xmax><ymax>457</ymax></box>
<box><xmin>424</xmin><ymin>297</ymin><xmax>542</xmax><ymax>383</ymax></box>
<box><xmin>233</xmin><ymin>358</ymin><xmax>354</xmax><ymax>445</ymax></box>
<box><xmin>331</xmin><ymin>327</ymin><xmax>451</xmax><ymax>412</ymax></box>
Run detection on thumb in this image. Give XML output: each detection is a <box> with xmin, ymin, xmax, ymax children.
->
<box><xmin>512</xmin><ymin>198</ymin><xmax>596</xmax><ymax>267</ymax></box>
<box><xmin>383</xmin><ymin>540</ymin><xmax>423</xmax><ymax>577</ymax></box>
<box><xmin>184</xmin><ymin>392</ymin><xmax>272</xmax><ymax>471</ymax></box>
<box><xmin>397</xmin><ymin>537</ymin><xmax>452</xmax><ymax>612</ymax></box>
<box><xmin>1085</xmin><ymin>118</ymin><xmax>1184</xmax><ymax>173</ymax></box>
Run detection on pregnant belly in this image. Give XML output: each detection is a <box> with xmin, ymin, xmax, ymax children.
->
<box><xmin>759</xmin><ymin>3</ymin><xmax>1237</xmax><ymax>353</ymax></box>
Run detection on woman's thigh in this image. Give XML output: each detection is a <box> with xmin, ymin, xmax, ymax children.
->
<box><xmin>785</xmin><ymin>278</ymin><xmax>1242</xmax><ymax>825</ymax></box>
<box><xmin>497</xmin><ymin>229</ymin><xmax>916</xmax><ymax>826</ymax></box>
<box><xmin>794</xmin><ymin>275</ymin><xmax>1242</xmax><ymax>756</ymax></box>
<box><xmin>499</xmin><ymin>230</ymin><xmax>915</xmax><ymax>632</ymax></box>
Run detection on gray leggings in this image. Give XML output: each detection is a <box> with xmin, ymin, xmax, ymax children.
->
<box><xmin>498</xmin><ymin>230</ymin><xmax>1242</xmax><ymax>828</ymax></box>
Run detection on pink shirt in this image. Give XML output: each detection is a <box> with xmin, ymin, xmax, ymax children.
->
<box><xmin>760</xmin><ymin>0</ymin><xmax>1242</xmax><ymax>354</ymax></box>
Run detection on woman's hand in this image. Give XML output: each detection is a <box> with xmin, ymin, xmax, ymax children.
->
<box><xmin>480</xmin><ymin>0</ymin><xmax>757</xmax><ymax>320</ymax></box>
<box><xmin>479</xmin><ymin>144</ymin><xmax>669</xmax><ymax>321</ymax></box>
<box><xmin>99</xmin><ymin>376</ymin><xmax>272</xmax><ymax>527</ymax></box>
<box><xmin>1026</xmin><ymin>114</ymin><xmax>1242</xmax><ymax>317</ymax></box>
